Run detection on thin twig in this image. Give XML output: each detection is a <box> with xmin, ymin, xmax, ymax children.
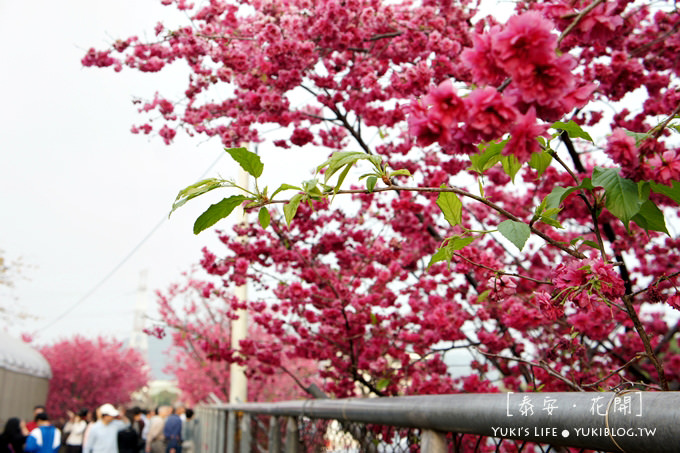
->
<box><xmin>475</xmin><ymin>348</ymin><xmax>585</xmax><ymax>391</ymax></box>
<box><xmin>650</xmin><ymin>99</ymin><xmax>680</xmax><ymax>139</ymax></box>
<box><xmin>582</xmin><ymin>353</ymin><xmax>645</xmax><ymax>388</ymax></box>
<box><xmin>621</xmin><ymin>294</ymin><xmax>669</xmax><ymax>390</ymax></box>
<box><xmin>557</xmin><ymin>0</ymin><xmax>606</xmax><ymax>46</ymax></box>
<box><xmin>452</xmin><ymin>251</ymin><xmax>551</xmax><ymax>285</ymax></box>
<box><xmin>256</xmin><ymin>184</ymin><xmax>587</xmax><ymax>259</ymax></box>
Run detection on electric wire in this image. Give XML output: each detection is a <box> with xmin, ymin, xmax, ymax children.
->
<box><xmin>38</xmin><ymin>152</ymin><xmax>224</xmax><ymax>333</ymax></box>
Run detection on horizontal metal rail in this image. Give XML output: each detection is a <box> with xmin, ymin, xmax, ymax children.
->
<box><xmin>211</xmin><ymin>391</ymin><xmax>680</xmax><ymax>452</ymax></box>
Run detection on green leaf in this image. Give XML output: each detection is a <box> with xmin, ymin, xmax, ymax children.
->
<box><xmin>319</xmin><ymin>182</ymin><xmax>334</xmax><ymax>193</ymax></box>
<box><xmin>469</xmin><ymin>139</ymin><xmax>507</xmax><ymax>174</ymax></box>
<box><xmin>367</xmin><ymin>155</ymin><xmax>384</xmax><ymax>171</ymax></box>
<box><xmin>477</xmin><ymin>289</ymin><xmax>491</xmax><ymax>303</ymax></box>
<box><xmin>302</xmin><ymin>179</ymin><xmax>323</xmax><ymax>198</ymax></box>
<box><xmin>669</xmin><ymin>123</ymin><xmax>680</xmax><ymax>134</ymax></box>
<box><xmin>544</xmin><ymin>186</ymin><xmax>577</xmax><ymax>212</ymax></box>
<box><xmin>538</xmin><ymin>215</ymin><xmax>563</xmax><ymax>229</ymax></box>
<box><xmin>436</xmin><ymin>191</ymin><xmax>462</xmax><ymax>227</ymax></box>
<box><xmin>427</xmin><ymin>236</ymin><xmax>475</xmax><ymax>269</ymax></box>
<box><xmin>283</xmin><ymin>193</ymin><xmax>304</xmax><ymax>226</ymax></box>
<box><xmin>427</xmin><ymin>246</ymin><xmax>453</xmax><ymax>269</ymax></box>
<box><xmin>271</xmin><ymin>183</ymin><xmax>302</xmax><ymax>199</ymax></box>
<box><xmin>366</xmin><ymin>175</ymin><xmax>378</xmax><ymax>192</ymax></box>
<box><xmin>193</xmin><ymin>195</ymin><xmax>247</xmax><ymax>234</ymax></box>
<box><xmin>446</xmin><ymin>235</ymin><xmax>476</xmax><ymax>250</ymax></box>
<box><xmin>317</xmin><ymin>151</ymin><xmax>368</xmax><ymax>184</ymax></box>
<box><xmin>498</xmin><ymin>220</ymin><xmax>531</xmax><ymax>251</ymax></box>
<box><xmin>592</xmin><ymin>167</ymin><xmax>644</xmax><ymax>225</ymax></box>
<box><xmin>375</xmin><ymin>378</ymin><xmax>390</xmax><ymax>392</ymax></box>
<box><xmin>544</xmin><ymin>178</ymin><xmax>593</xmax><ymax>213</ymax></box>
<box><xmin>533</xmin><ymin>197</ymin><xmax>548</xmax><ymax>218</ymax></box>
<box><xmin>258</xmin><ymin>207</ymin><xmax>271</xmax><ymax>229</ymax></box>
<box><xmin>624</xmin><ymin>129</ymin><xmax>651</xmax><ymax>146</ymax></box>
<box><xmin>542</xmin><ymin>207</ymin><xmax>562</xmax><ymax>218</ymax></box>
<box><xmin>632</xmin><ymin>200</ymin><xmax>669</xmax><ymax>235</ymax></box>
<box><xmin>552</xmin><ymin>120</ymin><xmax>593</xmax><ymax>142</ymax></box>
<box><xmin>570</xmin><ymin>236</ymin><xmax>584</xmax><ymax>245</ymax></box>
<box><xmin>638</xmin><ymin>181</ymin><xmax>651</xmax><ymax>201</ymax></box>
<box><xmin>171</xmin><ymin>178</ymin><xmax>224</xmax><ymax>214</ymax></box>
<box><xmin>225</xmin><ymin>147</ymin><xmax>264</xmax><ymax>178</ymax></box>
<box><xmin>528</xmin><ymin>150</ymin><xmax>553</xmax><ymax>178</ymax></box>
<box><xmin>650</xmin><ymin>181</ymin><xmax>680</xmax><ymax>205</ymax></box>
<box><xmin>501</xmin><ymin>154</ymin><xmax>522</xmax><ymax>183</ymax></box>
<box><xmin>333</xmin><ymin>163</ymin><xmax>353</xmax><ymax>196</ymax></box>
<box><xmin>389</xmin><ymin>169</ymin><xmax>412</xmax><ymax>178</ymax></box>
<box><xmin>370</xmin><ymin>312</ymin><xmax>378</xmax><ymax>325</ymax></box>
<box><xmin>582</xmin><ymin>240</ymin><xmax>601</xmax><ymax>250</ymax></box>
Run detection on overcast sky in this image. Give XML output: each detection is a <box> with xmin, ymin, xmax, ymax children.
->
<box><xmin>0</xmin><ymin>0</ymin><xmax>523</xmax><ymax>351</ymax></box>
<box><xmin>0</xmin><ymin>0</ymin><xmax>307</xmax><ymax>345</ymax></box>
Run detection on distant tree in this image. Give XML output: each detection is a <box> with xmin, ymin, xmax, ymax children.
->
<box><xmin>151</xmin><ymin>389</ymin><xmax>179</xmax><ymax>407</ymax></box>
<box><xmin>0</xmin><ymin>250</ymin><xmax>12</xmax><ymax>289</ymax></box>
<box><xmin>39</xmin><ymin>336</ymin><xmax>149</xmax><ymax>418</ymax></box>
<box><xmin>0</xmin><ymin>249</ymin><xmax>32</xmax><ymax>324</ymax></box>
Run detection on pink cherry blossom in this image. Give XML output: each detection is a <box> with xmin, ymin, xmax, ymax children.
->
<box><xmin>492</xmin><ymin>12</ymin><xmax>558</xmax><ymax>75</ymax></box>
<box><xmin>646</xmin><ymin>150</ymin><xmax>680</xmax><ymax>185</ymax></box>
<box><xmin>505</xmin><ymin>107</ymin><xmax>549</xmax><ymax>163</ymax></box>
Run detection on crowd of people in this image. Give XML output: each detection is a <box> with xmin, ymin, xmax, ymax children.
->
<box><xmin>0</xmin><ymin>404</ymin><xmax>199</xmax><ymax>453</ymax></box>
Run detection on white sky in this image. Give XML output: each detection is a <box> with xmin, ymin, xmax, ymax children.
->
<box><xmin>0</xmin><ymin>0</ymin><xmax>316</xmax><ymax>345</ymax></box>
<box><xmin>0</xmin><ymin>0</ymin><xmax>521</xmax><ymax>348</ymax></box>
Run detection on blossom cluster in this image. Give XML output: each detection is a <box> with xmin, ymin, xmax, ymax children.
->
<box><xmin>409</xmin><ymin>12</ymin><xmax>599</xmax><ymax>163</ymax></box>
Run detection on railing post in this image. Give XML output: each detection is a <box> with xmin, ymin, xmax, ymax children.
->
<box><xmin>268</xmin><ymin>416</ymin><xmax>281</xmax><ymax>453</ymax></box>
<box><xmin>208</xmin><ymin>408</ymin><xmax>217</xmax><ymax>453</ymax></box>
<box><xmin>421</xmin><ymin>430</ymin><xmax>447</xmax><ymax>453</ymax></box>
<box><xmin>226</xmin><ymin>410</ymin><xmax>236</xmax><ymax>453</ymax></box>
<box><xmin>217</xmin><ymin>409</ymin><xmax>226</xmax><ymax>453</ymax></box>
<box><xmin>239</xmin><ymin>413</ymin><xmax>251</xmax><ymax>453</ymax></box>
<box><xmin>284</xmin><ymin>417</ymin><xmax>300</xmax><ymax>453</ymax></box>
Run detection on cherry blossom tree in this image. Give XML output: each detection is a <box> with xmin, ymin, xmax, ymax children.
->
<box><xmin>85</xmin><ymin>0</ymin><xmax>680</xmax><ymax>396</ymax></box>
<box><xmin>40</xmin><ymin>336</ymin><xmax>149</xmax><ymax>418</ymax></box>
<box><xmin>155</xmin><ymin>281</ymin><xmax>320</xmax><ymax>404</ymax></box>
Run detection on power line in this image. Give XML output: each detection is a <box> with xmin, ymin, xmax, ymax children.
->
<box><xmin>39</xmin><ymin>153</ymin><xmax>224</xmax><ymax>333</ymax></box>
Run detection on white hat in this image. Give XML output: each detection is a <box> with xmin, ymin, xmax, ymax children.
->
<box><xmin>99</xmin><ymin>404</ymin><xmax>119</xmax><ymax>417</ymax></box>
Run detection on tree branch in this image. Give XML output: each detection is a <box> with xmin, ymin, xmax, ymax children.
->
<box><xmin>475</xmin><ymin>348</ymin><xmax>585</xmax><ymax>391</ymax></box>
<box><xmin>621</xmin><ymin>293</ymin><xmax>669</xmax><ymax>390</ymax></box>
<box><xmin>557</xmin><ymin>0</ymin><xmax>606</xmax><ymax>47</ymax></box>
<box><xmin>257</xmin><ymin>184</ymin><xmax>586</xmax><ymax>259</ymax></box>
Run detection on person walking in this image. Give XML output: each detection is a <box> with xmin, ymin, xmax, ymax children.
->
<box><xmin>144</xmin><ymin>407</ymin><xmax>169</xmax><ymax>453</ymax></box>
<box><xmin>25</xmin><ymin>407</ymin><xmax>45</xmax><ymax>434</ymax></box>
<box><xmin>24</xmin><ymin>413</ymin><xmax>60</xmax><ymax>453</ymax></box>
<box><xmin>82</xmin><ymin>404</ymin><xmax>127</xmax><ymax>453</ymax></box>
<box><xmin>161</xmin><ymin>411</ymin><xmax>181</xmax><ymax>453</ymax></box>
<box><xmin>62</xmin><ymin>410</ymin><xmax>88</xmax><ymax>453</ymax></box>
<box><xmin>180</xmin><ymin>410</ymin><xmax>198</xmax><ymax>453</ymax></box>
<box><xmin>0</xmin><ymin>417</ymin><xmax>28</xmax><ymax>453</ymax></box>
<box><xmin>138</xmin><ymin>409</ymin><xmax>151</xmax><ymax>452</ymax></box>
<box><xmin>116</xmin><ymin>410</ymin><xmax>141</xmax><ymax>453</ymax></box>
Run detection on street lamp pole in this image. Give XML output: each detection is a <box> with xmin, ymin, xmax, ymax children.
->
<box><xmin>230</xmin><ymin>167</ymin><xmax>249</xmax><ymax>404</ymax></box>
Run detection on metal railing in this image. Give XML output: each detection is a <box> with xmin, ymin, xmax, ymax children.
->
<box><xmin>195</xmin><ymin>391</ymin><xmax>680</xmax><ymax>452</ymax></box>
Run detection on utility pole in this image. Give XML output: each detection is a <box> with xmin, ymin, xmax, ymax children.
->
<box><xmin>130</xmin><ymin>270</ymin><xmax>149</xmax><ymax>355</ymax></box>
<box><xmin>230</xmin><ymin>168</ymin><xmax>249</xmax><ymax>404</ymax></box>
